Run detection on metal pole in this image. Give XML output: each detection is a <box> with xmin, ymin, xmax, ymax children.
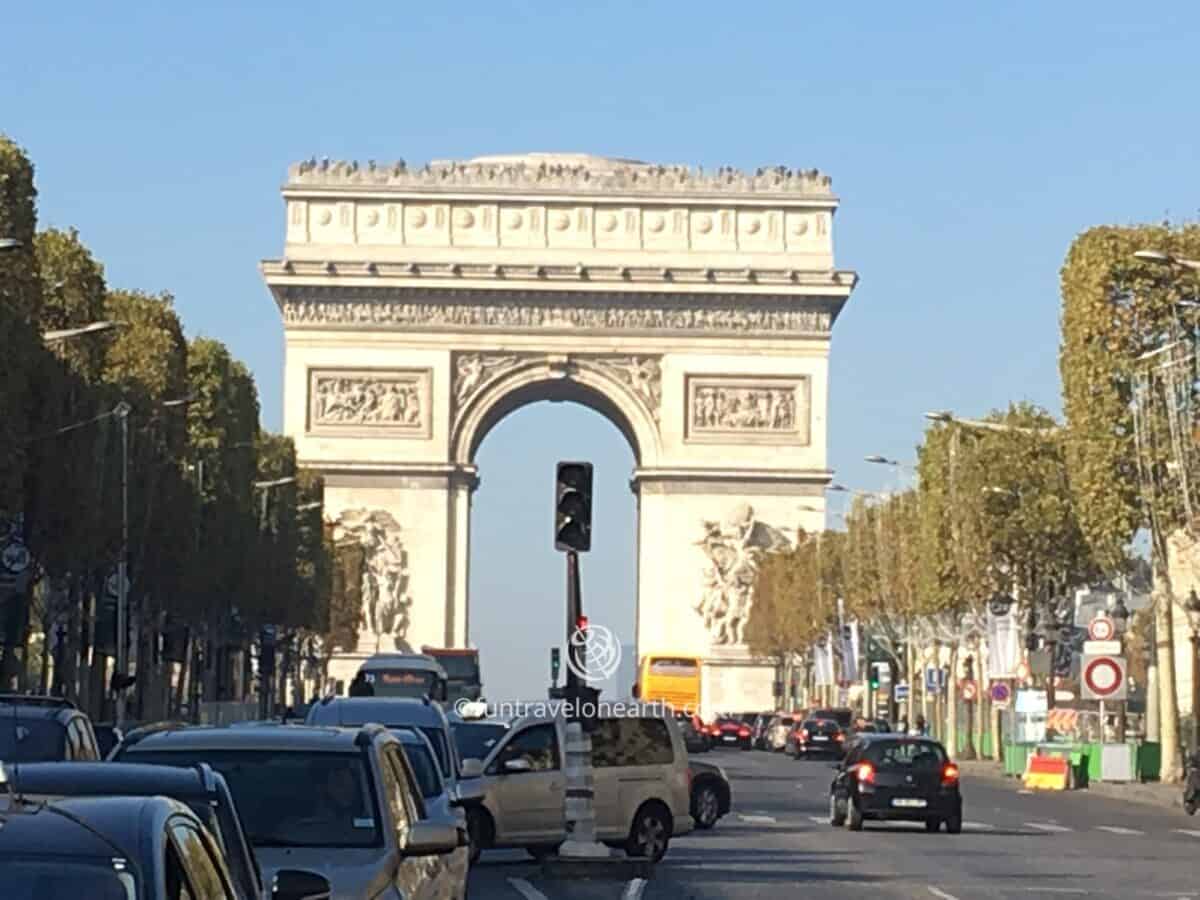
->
<box><xmin>115</xmin><ymin>402</ymin><xmax>130</xmax><ymax>727</ymax></box>
<box><xmin>1192</xmin><ymin>631</ymin><xmax>1200</xmax><ymax>752</ymax></box>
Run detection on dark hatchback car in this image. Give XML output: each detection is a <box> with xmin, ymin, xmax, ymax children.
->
<box><xmin>829</xmin><ymin>734</ymin><xmax>962</xmax><ymax>833</ymax></box>
<box><xmin>788</xmin><ymin>718</ymin><xmax>846</xmax><ymax>758</ymax></box>
<box><xmin>0</xmin><ymin>794</ymin><xmax>243</xmax><ymax>899</ymax></box>
<box><xmin>12</xmin><ymin>761</ymin><xmax>264</xmax><ymax>900</ymax></box>
<box><xmin>712</xmin><ymin>717</ymin><xmax>752</xmax><ymax>749</ymax></box>
<box><xmin>0</xmin><ymin>694</ymin><xmax>101</xmax><ymax>762</ymax></box>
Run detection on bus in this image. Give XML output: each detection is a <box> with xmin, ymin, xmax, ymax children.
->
<box><xmin>421</xmin><ymin>646</ymin><xmax>483</xmax><ymax>705</ymax></box>
<box><xmin>638</xmin><ymin>654</ymin><xmax>702</xmax><ymax>715</ymax></box>
<box><xmin>355</xmin><ymin>653</ymin><xmax>449</xmax><ymax>702</ymax></box>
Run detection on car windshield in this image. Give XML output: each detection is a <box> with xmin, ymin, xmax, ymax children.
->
<box><xmin>452</xmin><ymin>721</ymin><xmax>507</xmax><ymax>761</ymax></box>
<box><xmin>122</xmin><ymin>750</ymin><xmax>381</xmax><ymax>848</ymax></box>
<box><xmin>432</xmin><ymin>654</ymin><xmax>479</xmax><ymax>680</ymax></box>
<box><xmin>863</xmin><ymin>740</ymin><xmax>948</xmax><ymax>771</ymax></box>
<box><xmin>399</xmin><ymin>741</ymin><xmax>443</xmax><ymax>800</ymax></box>
<box><xmin>811</xmin><ymin>709</ymin><xmax>852</xmax><ymax>727</ymax></box>
<box><xmin>3</xmin><ymin>860</ymin><xmax>137</xmax><ymax>900</ymax></box>
<box><xmin>0</xmin><ymin>719</ymin><xmax>65</xmax><ymax>762</ymax></box>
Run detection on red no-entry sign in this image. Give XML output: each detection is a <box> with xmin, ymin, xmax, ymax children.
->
<box><xmin>1088</xmin><ymin>615</ymin><xmax>1116</xmax><ymax>642</ymax></box>
<box><xmin>1081</xmin><ymin>654</ymin><xmax>1127</xmax><ymax>701</ymax></box>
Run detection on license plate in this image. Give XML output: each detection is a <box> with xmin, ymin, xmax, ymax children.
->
<box><xmin>723</xmin><ymin>735</ymin><xmax>737</xmax><ymax>741</ymax></box>
<box><xmin>891</xmin><ymin>798</ymin><xmax>927</xmax><ymax>808</ymax></box>
<box><xmin>812</xmin><ymin>735</ymin><xmax>828</xmax><ymax>742</ymax></box>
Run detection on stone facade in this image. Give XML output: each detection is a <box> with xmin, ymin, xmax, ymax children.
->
<box><xmin>264</xmin><ymin>153</ymin><xmax>856</xmax><ymax>715</ymax></box>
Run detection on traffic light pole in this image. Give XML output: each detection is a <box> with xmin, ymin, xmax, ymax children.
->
<box><xmin>559</xmin><ymin>548</ymin><xmax>609</xmax><ymax>860</ymax></box>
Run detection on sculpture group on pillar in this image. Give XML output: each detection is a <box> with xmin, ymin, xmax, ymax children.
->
<box><xmin>335</xmin><ymin>509</ymin><xmax>413</xmax><ymax>652</ymax></box>
<box><xmin>694</xmin><ymin>503</ymin><xmax>791</xmax><ymax>646</ymax></box>
<box><xmin>314</xmin><ymin>375</ymin><xmax>422</xmax><ymax>427</ymax></box>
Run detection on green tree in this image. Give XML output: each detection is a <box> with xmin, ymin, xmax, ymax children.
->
<box><xmin>1059</xmin><ymin>225</ymin><xmax>1200</xmax><ymax>781</ymax></box>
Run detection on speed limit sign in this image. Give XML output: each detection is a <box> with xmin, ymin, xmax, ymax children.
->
<box><xmin>1088</xmin><ymin>615</ymin><xmax>1116</xmax><ymax>642</ymax></box>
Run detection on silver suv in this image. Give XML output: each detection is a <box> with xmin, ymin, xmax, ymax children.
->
<box><xmin>465</xmin><ymin>708</ymin><xmax>692</xmax><ymax>862</ymax></box>
<box><xmin>114</xmin><ymin>722</ymin><xmax>460</xmax><ymax>899</ymax></box>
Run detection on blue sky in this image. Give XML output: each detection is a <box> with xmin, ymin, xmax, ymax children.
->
<box><xmin>5</xmin><ymin>2</ymin><xmax>1198</xmax><ymax>699</ymax></box>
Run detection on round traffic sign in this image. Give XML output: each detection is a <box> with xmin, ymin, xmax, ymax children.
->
<box><xmin>2</xmin><ymin>541</ymin><xmax>30</xmax><ymax>574</ymax></box>
<box><xmin>989</xmin><ymin>681</ymin><xmax>1011</xmax><ymax>704</ymax></box>
<box><xmin>1083</xmin><ymin>656</ymin><xmax>1123</xmax><ymax>697</ymax></box>
<box><xmin>1088</xmin><ymin>615</ymin><xmax>1116</xmax><ymax>642</ymax></box>
<box><xmin>960</xmin><ymin>680</ymin><xmax>978</xmax><ymax>702</ymax></box>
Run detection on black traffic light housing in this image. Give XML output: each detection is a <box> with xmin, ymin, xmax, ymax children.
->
<box><xmin>554</xmin><ymin>461</ymin><xmax>593</xmax><ymax>552</ymax></box>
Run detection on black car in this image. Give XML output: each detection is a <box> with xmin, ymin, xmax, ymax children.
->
<box><xmin>689</xmin><ymin>758</ymin><xmax>732</xmax><ymax>829</ymax></box>
<box><xmin>712</xmin><ymin>717</ymin><xmax>752</xmax><ymax>749</ymax></box>
<box><xmin>829</xmin><ymin>734</ymin><xmax>963</xmax><ymax>833</ymax></box>
<box><xmin>789</xmin><ymin>717</ymin><xmax>846</xmax><ymax>758</ymax></box>
<box><xmin>11</xmin><ymin>761</ymin><xmax>264</xmax><ymax>900</ymax></box>
<box><xmin>0</xmin><ymin>694</ymin><xmax>101</xmax><ymax>762</ymax></box>
<box><xmin>0</xmin><ymin>793</ymin><xmax>269</xmax><ymax>899</ymax></box>
<box><xmin>673</xmin><ymin>712</ymin><xmax>710</xmax><ymax>753</ymax></box>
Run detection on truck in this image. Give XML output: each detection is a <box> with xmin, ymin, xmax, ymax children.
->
<box><xmin>421</xmin><ymin>646</ymin><xmax>483</xmax><ymax>706</ymax></box>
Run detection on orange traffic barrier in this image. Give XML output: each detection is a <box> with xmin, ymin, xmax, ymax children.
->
<box><xmin>1023</xmin><ymin>753</ymin><xmax>1070</xmax><ymax>791</ymax></box>
<box><xmin>1045</xmin><ymin>709</ymin><xmax>1079</xmax><ymax>734</ymax></box>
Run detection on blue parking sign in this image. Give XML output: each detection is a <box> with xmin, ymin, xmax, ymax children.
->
<box><xmin>924</xmin><ymin>666</ymin><xmax>945</xmax><ymax>694</ymax></box>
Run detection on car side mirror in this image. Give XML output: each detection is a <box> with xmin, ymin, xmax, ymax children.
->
<box><xmin>502</xmin><ymin>758</ymin><xmax>532</xmax><ymax>774</ymax></box>
<box><xmin>273</xmin><ymin>869</ymin><xmax>332</xmax><ymax>900</ymax></box>
<box><xmin>459</xmin><ymin>758</ymin><xmax>484</xmax><ymax>779</ymax></box>
<box><xmin>405</xmin><ymin>821</ymin><xmax>459</xmax><ymax>856</ymax></box>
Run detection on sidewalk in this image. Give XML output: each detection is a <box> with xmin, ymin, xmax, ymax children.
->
<box><xmin>958</xmin><ymin>758</ymin><xmax>1182</xmax><ymax>811</ymax></box>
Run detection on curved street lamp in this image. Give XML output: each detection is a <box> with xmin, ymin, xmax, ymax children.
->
<box><xmin>0</xmin><ymin>237</ymin><xmax>21</xmax><ymax>251</ymax></box>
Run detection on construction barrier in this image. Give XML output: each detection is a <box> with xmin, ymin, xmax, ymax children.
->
<box><xmin>1023</xmin><ymin>753</ymin><xmax>1071</xmax><ymax>791</ymax></box>
<box><xmin>1045</xmin><ymin>709</ymin><xmax>1079</xmax><ymax>734</ymax></box>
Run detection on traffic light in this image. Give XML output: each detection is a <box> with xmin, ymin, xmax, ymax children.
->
<box><xmin>550</xmin><ymin>647</ymin><xmax>561</xmax><ymax>684</ymax></box>
<box><xmin>869</xmin><ymin>664</ymin><xmax>880</xmax><ymax>691</ymax></box>
<box><xmin>554</xmin><ymin>461</ymin><xmax>593</xmax><ymax>552</ymax></box>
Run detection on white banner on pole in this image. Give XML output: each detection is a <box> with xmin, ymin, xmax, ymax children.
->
<box><xmin>987</xmin><ymin>607</ymin><xmax>1021</xmax><ymax>679</ymax></box>
<box><xmin>842</xmin><ymin>621</ymin><xmax>860</xmax><ymax>683</ymax></box>
<box><xmin>813</xmin><ymin>634</ymin><xmax>835</xmax><ymax>686</ymax></box>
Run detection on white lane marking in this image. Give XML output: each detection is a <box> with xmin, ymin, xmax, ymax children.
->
<box><xmin>809</xmin><ymin>815</ymin><xmax>830</xmax><ymax>825</ymax></box>
<box><xmin>1096</xmin><ymin>825</ymin><xmax>1144</xmax><ymax>835</ymax></box>
<box><xmin>963</xmin><ymin>821</ymin><xmax>994</xmax><ymax>831</ymax></box>
<box><xmin>508</xmin><ymin>878</ymin><xmax>550</xmax><ymax>900</ymax></box>
<box><xmin>621</xmin><ymin>878</ymin><xmax>648</xmax><ymax>900</ymax></box>
<box><xmin>928</xmin><ymin>887</ymin><xmax>961</xmax><ymax>900</ymax></box>
<box><xmin>1018</xmin><ymin>789</ymin><xmax>1033</xmax><ymax>795</ymax></box>
<box><xmin>737</xmin><ymin>814</ymin><xmax>777</xmax><ymax>824</ymax></box>
<box><xmin>1025</xmin><ymin>822</ymin><xmax>1072</xmax><ymax>832</ymax></box>
<box><xmin>1173</xmin><ymin>828</ymin><xmax>1200</xmax><ymax>838</ymax></box>
<box><xmin>1024</xmin><ymin>889</ymin><xmax>1087</xmax><ymax>895</ymax></box>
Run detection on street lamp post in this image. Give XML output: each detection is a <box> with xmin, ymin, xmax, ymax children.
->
<box><xmin>114</xmin><ymin>401</ymin><xmax>132</xmax><ymax>728</ymax></box>
<box><xmin>42</xmin><ymin>321</ymin><xmax>125</xmax><ymax>344</ymax></box>
<box><xmin>1111</xmin><ymin>596</ymin><xmax>1131</xmax><ymax>741</ymax></box>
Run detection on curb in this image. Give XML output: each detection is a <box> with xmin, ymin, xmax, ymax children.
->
<box><xmin>958</xmin><ymin>760</ymin><xmax>1181</xmax><ymax>811</ymax></box>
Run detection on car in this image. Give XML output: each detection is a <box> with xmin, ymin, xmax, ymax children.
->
<box><xmin>788</xmin><ymin>718</ymin><xmax>847</xmax><ymax>759</ymax></box>
<box><xmin>0</xmin><ymin>694</ymin><xmax>101</xmax><ymax>762</ymax></box>
<box><xmin>450</xmin><ymin>716</ymin><xmax>510</xmax><ymax>766</ymax></box>
<box><xmin>113</xmin><ymin>721</ymin><xmax>461</xmax><ymax>899</ymax></box>
<box><xmin>8</xmin><ymin>760</ymin><xmax>264</xmax><ymax>900</ymax></box>
<box><xmin>750</xmin><ymin>712</ymin><xmax>777</xmax><ymax>750</ymax></box>
<box><xmin>305</xmin><ymin>695</ymin><xmax>460</xmax><ymax>783</ymax></box>
<box><xmin>0</xmin><ymin>788</ymin><xmax>278</xmax><ymax>900</ymax></box>
<box><xmin>829</xmin><ymin>733</ymin><xmax>963</xmax><ymax>833</ymax></box>
<box><xmin>810</xmin><ymin>706</ymin><xmax>855</xmax><ymax>732</ymax></box>
<box><xmin>673</xmin><ymin>711</ymin><xmax>710</xmax><ymax>753</ymax></box>
<box><xmin>394</xmin><ymin>728</ymin><xmax>470</xmax><ymax>897</ymax></box>
<box><xmin>765</xmin><ymin>714</ymin><xmax>798</xmax><ymax>752</ymax></box>
<box><xmin>466</xmin><ymin>705</ymin><xmax>693</xmax><ymax>862</ymax></box>
<box><xmin>688</xmin><ymin>758</ymin><xmax>732</xmax><ymax>829</ymax></box>
<box><xmin>712</xmin><ymin>717</ymin><xmax>752</xmax><ymax>749</ymax></box>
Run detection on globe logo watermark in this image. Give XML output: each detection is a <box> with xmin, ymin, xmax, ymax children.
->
<box><xmin>566</xmin><ymin>621</ymin><xmax>621</xmax><ymax>681</ymax></box>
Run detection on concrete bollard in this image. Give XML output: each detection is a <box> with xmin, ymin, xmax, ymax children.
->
<box><xmin>558</xmin><ymin>720</ymin><xmax>611</xmax><ymax>858</ymax></box>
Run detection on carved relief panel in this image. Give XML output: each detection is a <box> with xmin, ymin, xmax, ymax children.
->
<box><xmin>685</xmin><ymin>375</ymin><xmax>811</xmax><ymax>445</ymax></box>
<box><xmin>308</xmin><ymin>368</ymin><xmax>432</xmax><ymax>438</ymax></box>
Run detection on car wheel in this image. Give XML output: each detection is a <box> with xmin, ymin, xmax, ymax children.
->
<box><xmin>925</xmin><ymin>818</ymin><xmax>940</xmax><ymax>833</ymax></box>
<box><xmin>1186</xmin><ymin>797</ymin><xmax>1198</xmax><ymax>816</ymax></box>
<box><xmin>944</xmin><ymin>811</ymin><xmax>963</xmax><ymax>834</ymax></box>
<box><xmin>466</xmin><ymin>808</ymin><xmax>493</xmax><ymax>865</ymax></box>
<box><xmin>627</xmin><ymin>803</ymin><xmax>672</xmax><ymax>861</ymax></box>
<box><xmin>829</xmin><ymin>792</ymin><xmax>846</xmax><ymax>827</ymax></box>
<box><xmin>693</xmin><ymin>784</ymin><xmax>721</xmax><ymax>829</ymax></box>
<box><xmin>846</xmin><ymin>799</ymin><xmax>864</xmax><ymax>832</ymax></box>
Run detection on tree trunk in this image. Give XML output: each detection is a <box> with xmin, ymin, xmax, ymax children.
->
<box><xmin>1153</xmin><ymin>580</ymin><xmax>1184</xmax><ymax>782</ymax></box>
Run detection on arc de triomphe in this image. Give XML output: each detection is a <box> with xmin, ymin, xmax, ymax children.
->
<box><xmin>262</xmin><ymin>153</ymin><xmax>856</xmax><ymax>715</ymax></box>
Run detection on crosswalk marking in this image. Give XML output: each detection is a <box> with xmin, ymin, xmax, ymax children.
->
<box><xmin>1173</xmin><ymin>828</ymin><xmax>1200</xmax><ymax>838</ymax></box>
<box><xmin>1096</xmin><ymin>825</ymin><xmax>1143</xmax><ymax>835</ymax></box>
<box><xmin>1025</xmin><ymin>822</ymin><xmax>1072</xmax><ymax>832</ymax></box>
<box><xmin>963</xmin><ymin>821</ymin><xmax>994</xmax><ymax>831</ymax></box>
<box><xmin>809</xmin><ymin>815</ymin><xmax>830</xmax><ymax>825</ymax></box>
<box><xmin>737</xmin><ymin>814</ymin><xmax>777</xmax><ymax>824</ymax></box>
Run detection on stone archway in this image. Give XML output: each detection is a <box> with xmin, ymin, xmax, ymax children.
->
<box><xmin>262</xmin><ymin>153</ymin><xmax>857</xmax><ymax>715</ymax></box>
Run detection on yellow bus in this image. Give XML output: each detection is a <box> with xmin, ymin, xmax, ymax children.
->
<box><xmin>638</xmin><ymin>654</ymin><xmax>702</xmax><ymax>715</ymax></box>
